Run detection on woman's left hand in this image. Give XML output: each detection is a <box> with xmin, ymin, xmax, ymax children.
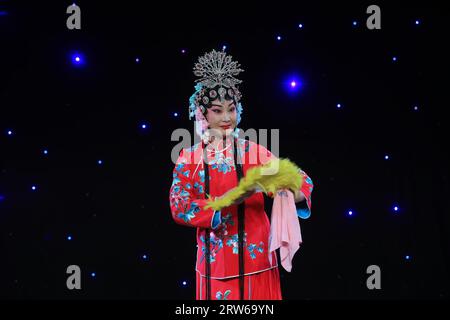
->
<box><xmin>293</xmin><ymin>189</ymin><xmax>305</xmax><ymax>203</ymax></box>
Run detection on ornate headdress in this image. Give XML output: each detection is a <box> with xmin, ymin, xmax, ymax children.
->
<box><xmin>188</xmin><ymin>49</ymin><xmax>244</xmax><ymax>141</ymax></box>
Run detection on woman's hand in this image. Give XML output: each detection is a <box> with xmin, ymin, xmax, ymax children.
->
<box><xmin>267</xmin><ymin>188</ymin><xmax>305</xmax><ymax>202</ymax></box>
<box><xmin>293</xmin><ymin>189</ymin><xmax>305</xmax><ymax>203</ymax></box>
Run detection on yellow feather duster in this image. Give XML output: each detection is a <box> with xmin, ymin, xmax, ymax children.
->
<box><xmin>205</xmin><ymin>158</ymin><xmax>303</xmax><ymax>211</ymax></box>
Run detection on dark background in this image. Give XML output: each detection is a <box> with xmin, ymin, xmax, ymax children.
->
<box><xmin>1</xmin><ymin>1</ymin><xmax>449</xmax><ymax>299</ymax></box>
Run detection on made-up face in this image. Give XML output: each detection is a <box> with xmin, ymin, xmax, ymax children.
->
<box><xmin>205</xmin><ymin>99</ymin><xmax>237</xmax><ymax>137</ymax></box>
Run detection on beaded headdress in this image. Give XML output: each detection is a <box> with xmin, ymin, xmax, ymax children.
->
<box><xmin>188</xmin><ymin>49</ymin><xmax>244</xmax><ymax>141</ymax></box>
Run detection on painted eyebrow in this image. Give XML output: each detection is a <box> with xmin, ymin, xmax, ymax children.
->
<box><xmin>210</xmin><ymin>102</ymin><xmax>235</xmax><ymax>108</ymax></box>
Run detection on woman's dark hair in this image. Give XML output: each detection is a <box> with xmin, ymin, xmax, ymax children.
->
<box><xmin>199</xmin><ymin>85</ymin><xmax>242</xmax><ymax>114</ymax></box>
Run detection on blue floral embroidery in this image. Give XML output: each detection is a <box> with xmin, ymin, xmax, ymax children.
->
<box><xmin>198</xmin><ymin>214</ymin><xmax>265</xmax><ymax>260</ymax></box>
<box><xmin>182</xmin><ymin>170</ymin><xmax>190</xmax><ymax>178</ymax></box>
<box><xmin>176</xmin><ymin>163</ymin><xmax>185</xmax><ymax>172</ymax></box>
<box><xmin>210</xmin><ymin>153</ymin><xmax>235</xmax><ymax>174</ymax></box>
<box><xmin>247</xmin><ymin>242</ymin><xmax>264</xmax><ymax>259</ymax></box>
<box><xmin>216</xmin><ymin>290</ymin><xmax>231</xmax><ymax>300</ymax></box>
<box><xmin>171</xmin><ymin>172</ymin><xmax>181</xmax><ymax>186</ymax></box>
<box><xmin>193</xmin><ymin>182</ymin><xmax>204</xmax><ymax>194</ymax></box>
<box><xmin>213</xmin><ymin>213</ymin><xmax>234</xmax><ymax>240</ymax></box>
<box><xmin>170</xmin><ymin>185</ymin><xmax>190</xmax><ymax>210</ymax></box>
<box><xmin>225</xmin><ymin>233</ymin><xmax>264</xmax><ymax>259</ymax></box>
<box><xmin>199</xmin><ymin>233</ymin><xmax>223</xmax><ymax>263</ymax></box>
<box><xmin>177</xmin><ymin>201</ymin><xmax>200</xmax><ymax>223</ymax></box>
<box><xmin>226</xmin><ymin>234</ymin><xmax>247</xmax><ymax>254</ymax></box>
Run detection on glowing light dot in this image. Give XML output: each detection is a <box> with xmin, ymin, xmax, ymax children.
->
<box><xmin>348</xmin><ymin>210</ymin><xmax>353</xmax><ymax>216</ymax></box>
<box><xmin>71</xmin><ymin>53</ymin><xmax>84</xmax><ymax>66</ymax></box>
<box><xmin>298</xmin><ymin>23</ymin><xmax>303</xmax><ymax>28</ymax></box>
<box><xmin>141</xmin><ymin>124</ymin><xmax>147</xmax><ymax>129</ymax></box>
<box><xmin>222</xmin><ymin>45</ymin><xmax>227</xmax><ymax>50</ymax></box>
<box><xmin>352</xmin><ymin>21</ymin><xmax>357</xmax><ymax>26</ymax></box>
<box><xmin>405</xmin><ymin>255</ymin><xmax>411</xmax><ymax>260</ymax></box>
<box><xmin>285</xmin><ymin>77</ymin><xmax>302</xmax><ymax>93</ymax></box>
<box><xmin>384</xmin><ymin>155</ymin><xmax>389</xmax><ymax>160</ymax></box>
<box><xmin>135</xmin><ymin>58</ymin><xmax>140</xmax><ymax>63</ymax></box>
<box><xmin>337</xmin><ymin>103</ymin><xmax>341</xmax><ymax>108</ymax></box>
<box><xmin>415</xmin><ymin>20</ymin><xmax>420</xmax><ymax>25</ymax></box>
<box><xmin>174</xmin><ymin>112</ymin><xmax>178</xmax><ymax>117</ymax></box>
<box><xmin>276</xmin><ymin>35</ymin><xmax>282</xmax><ymax>40</ymax></box>
<box><xmin>392</xmin><ymin>56</ymin><xmax>397</xmax><ymax>61</ymax></box>
<box><xmin>7</xmin><ymin>130</ymin><xmax>13</xmax><ymax>135</ymax></box>
<box><xmin>98</xmin><ymin>160</ymin><xmax>102</xmax><ymax>165</ymax></box>
<box><xmin>182</xmin><ymin>281</ymin><xmax>187</xmax><ymax>286</ymax></box>
<box><xmin>414</xmin><ymin>106</ymin><xmax>419</xmax><ymax>111</ymax></box>
<box><xmin>181</xmin><ymin>49</ymin><xmax>186</xmax><ymax>54</ymax></box>
<box><xmin>91</xmin><ymin>272</ymin><xmax>96</xmax><ymax>277</ymax></box>
<box><xmin>67</xmin><ymin>236</ymin><xmax>72</xmax><ymax>241</ymax></box>
<box><xmin>43</xmin><ymin>150</ymin><xmax>48</xmax><ymax>155</ymax></box>
<box><xmin>394</xmin><ymin>206</ymin><xmax>399</xmax><ymax>212</ymax></box>
<box><xmin>31</xmin><ymin>186</ymin><xmax>37</xmax><ymax>191</ymax></box>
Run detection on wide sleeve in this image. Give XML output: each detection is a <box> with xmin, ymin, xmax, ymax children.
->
<box><xmin>169</xmin><ymin>149</ymin><xmax>222</xmax><ymax>229</ymax></box>
<box><xmin>296</xmin><ymin>169</ymin><xmax>314</xmax><ymax>219</ymax></box>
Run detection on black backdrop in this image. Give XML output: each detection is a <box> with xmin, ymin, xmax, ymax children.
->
<box><xmin>1</xmin><ymin>1</ymin><xmax>449</xmax><ymax>300</ymax></box>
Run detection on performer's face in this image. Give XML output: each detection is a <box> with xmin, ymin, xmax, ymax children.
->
<box><xmin>206</xmin><ymin>99</ymin><xmax>237</xmax><ymax>137</ymax></box>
